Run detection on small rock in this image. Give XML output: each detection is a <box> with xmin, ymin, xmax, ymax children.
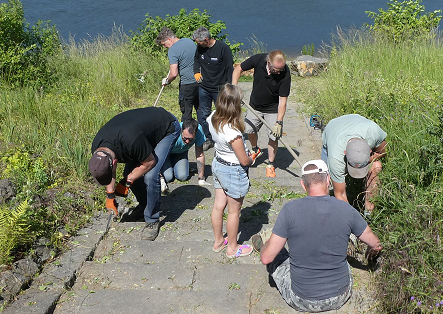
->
<box><xmin>290</xmin><ymin>55</ymin><xmax>328</xmax><ymax>77</ymax></box>
<box><xmin>0</xmin><ymin>179</ymin><xmax>16</xmax><ymax>204</ymax></box>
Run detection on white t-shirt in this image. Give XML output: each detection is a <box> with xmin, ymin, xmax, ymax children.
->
<box><xmin>207</xmin><ymin>111</ymin><xmax>247</xmax><ymax>164</ymax></box>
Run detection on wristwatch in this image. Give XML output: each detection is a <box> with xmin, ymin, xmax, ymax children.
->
<box><xmin>276</xmin><ymin>120</ymin><xmax>283</xmax><ymax>125</ymax></box>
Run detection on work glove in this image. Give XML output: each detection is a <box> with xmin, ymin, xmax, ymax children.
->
<box><xmin>271</xmin><ymin>122</ymin><xmax>283</xmax><ymax>138</ymax></box>
<box><xmin>106</xmin><ymin>192</ymin><xmax>118</xmax><ymax>217</ymax></box>
<box><xmin>194</xmin><ymin>73</ymin><xmax>203</xmax><ymax>83</ymax></box>
<box><xmin>198</xmin><ymin>177</ymin><xmax>212</xmax><ymax>186</ymax></box>
<box><xmin>115</xmin><ymin>178</ymin><xmax>133</xmax><ymax>197</ymax></box>
<box><xmin>161</xmin><ymin>78</ymin><xmax>169</xmax><ymax>86</ymax></box>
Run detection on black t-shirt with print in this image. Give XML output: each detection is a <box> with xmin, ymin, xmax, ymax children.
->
<box><xmin>241</xmin><ymin>53</ymin><xmax>291</xmax><ymax>113</ymax></box>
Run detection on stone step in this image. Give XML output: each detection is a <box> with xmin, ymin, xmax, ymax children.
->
<box><xmin>93</xmin><ymin>238</ymin><xmax>263</xmax><ymax>265</ymax></box>
<box><xmin>53</xmin><ymin>288</ymin><xmax>290</xmax><ymax>314</ymax></box>
<box><xmin>62</xmin><ymin>262</ymin><xmax>272</xmax><ymax>292</ymax></box>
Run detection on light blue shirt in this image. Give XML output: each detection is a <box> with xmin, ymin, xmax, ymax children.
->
<box><xmin>322</xmin><ymin>114</ymin><xmax>387</xmax><ymax>183</ymax></box>
<box><xmin>171</xmin><ymin>123</ymin><xmax>206</xmax><ymax>154</ymax></box>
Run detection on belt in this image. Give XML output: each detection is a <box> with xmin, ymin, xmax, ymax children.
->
<box><xmin>215</xmin><ymin>155</ymin><xmax>240</xmax><ymax>166</ymax></box>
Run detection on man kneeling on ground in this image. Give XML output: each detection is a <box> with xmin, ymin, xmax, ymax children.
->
<box><xmin>160</xmin><ymin>118</ymin><xmax>209</xmax><ymax>192</ymax></box>
<box><xmin>255</xmin><ymin>160</ymin><xmax>382</xmax><ymax>312</ymax></box>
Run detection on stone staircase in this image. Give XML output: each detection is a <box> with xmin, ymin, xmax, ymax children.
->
<box><xmin>2</xmin><ymin>82</ymin><xmax>376</xmax><ymax>314</ymax></box>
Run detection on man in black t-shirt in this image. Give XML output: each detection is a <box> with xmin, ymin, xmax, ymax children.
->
<box><xmin>88</xmin><ymin>107</ymin><xmax>180</xmax><ymax>241</ymax></box>
<box><xmin>192</xmin><ymin>26</ymin><xmax>234</xmax><ymax>151</ymax></box>
<box><xmin>232</xmin><ymin>50</ymin><xmax>291</xmax><ymax>178</ymax></box>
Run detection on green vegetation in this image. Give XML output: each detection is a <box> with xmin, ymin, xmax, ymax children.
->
<box><xmin>365</xmin><ymin>0</ymin><xmax>442</xmax><ymax>43</ymax></box>
<box><xmin>296</xmin><ymin>1</ymin><xmax>443</xmax><ymax>312</ymax></box>
<box><xmin>1</xmin><ymin>0</ymin><xmax>442</xmax><ymax>312</ymax></box>
<box><xmin>130</xmin><ymin>8</ymin><xmax>241</xmax><ymax>59</ymax></box>
<box><xmin>0</xmin><ymin>0</ymin><xmax>60</xmax><ymax>87</ymax></box>
<box><xmin>301</xmin><ymin>43</ymin><xmax>315</xmax><ymax>56</ymax></box>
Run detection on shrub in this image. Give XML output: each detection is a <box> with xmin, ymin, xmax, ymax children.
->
<box><xmin>130</xmin><ymin>8</ymin><xmax>241</xmax><ymax>58</ymax></box>
<box><xmin>0</xmin><ymin>0</ymin><xmax>61</xmax><ymax>87</ymax></box>
<box><xmin>365</xmin><ymin>0</ymin><xmax>442</xmax><ymax>43</ymax></box>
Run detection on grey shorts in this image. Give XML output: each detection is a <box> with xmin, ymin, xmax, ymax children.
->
<box><xmin>267</xmin><ymin>249</ymin><xmax>352</xmax><ymax>312</ymax></box>
<box><xmin>244</xmin><ymin>109</ymin><xmax>278</xmax><ymax>141</ymax></box>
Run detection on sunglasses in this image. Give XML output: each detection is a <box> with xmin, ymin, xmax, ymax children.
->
<box><xmin>268</xmin><ymin>62</ymin><xmax>285</xmax><ymax>73</ymax></box>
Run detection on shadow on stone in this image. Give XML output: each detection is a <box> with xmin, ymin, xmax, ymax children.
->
<box><xmin>238</xmin><ymin>201</ymin><xmax>270</xmax><ymax>243</ymax></box>
<box><xmin>161</xmin><ymin>185</ymin><xmax>212</xmax><ymax>222</ymax></box>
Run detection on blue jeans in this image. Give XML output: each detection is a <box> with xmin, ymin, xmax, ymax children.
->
<box><xmin>161</xmin><ymin>151</ymin><xmax>189</xmax><ymax>182</ymax></box>
<box><xmin>197</xmin><ymin>87</ymin><xmax>219</xmax><ymax>140</ymax></box>
<box><xmin>124</xmin><ymin>119</ymin><xmax>180</xmax><ymax>223</ymax></box>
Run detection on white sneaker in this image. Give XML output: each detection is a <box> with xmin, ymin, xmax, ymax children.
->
<box><xmin>160</xmin><ymin>176</ymin><xmax>169</xmax><ymax>193</ymax></box>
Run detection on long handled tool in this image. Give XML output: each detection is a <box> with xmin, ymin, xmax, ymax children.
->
<box><xmin>241</xmin><ymin>100</ymin><xmax>303</xmax><ymax>167</ymax></box>
<box><xmin>153</xmin><ymin>70</ymin><xmax>170</xmax><ymax>107</ymax></box>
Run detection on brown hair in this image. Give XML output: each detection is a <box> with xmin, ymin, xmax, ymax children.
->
<box><xmin>267</xmin><ymin>50</ymin><xmax>286</xmax><ymax>64</ymax></box>
<box><xmin>301</xmin><ymin>164</ymin><xmax>328</xmax><ymax>189</ymax></box>
<box><xmin>211</xmin><ymin>84</ymin><xmax>244</xmax><ymax>134</ymax></box>
<box><xmin>155</xmin><ymin>27</ymin><xmax>176</xmax><ymax>45</ymax></box>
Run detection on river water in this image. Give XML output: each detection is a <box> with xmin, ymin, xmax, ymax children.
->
<box><xmin>10</xmin><ymin>0</ymin><xmax>443</xmax><ymax>57</ymax></box>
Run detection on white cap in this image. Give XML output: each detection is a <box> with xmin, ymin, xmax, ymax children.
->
<box><xmin>301</xmin><ymin>160</ymin><xmax>329</xmax><ymax>175</ymax></box>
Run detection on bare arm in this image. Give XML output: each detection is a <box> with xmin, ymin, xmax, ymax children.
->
<box><xmin>277</xmin><ymin>96</ymin><xmax>287</xmax><ymax>122</ymax></box>
<box><xmin>332</xmin><ymin>180</ymin><xmax>348</xmax><ymax>203</ymax></box>
<box><xmin>358</xmin><ymin>225</ymin><xmax>383</xmax><ymax>258</ymax></box>
<box><xmin>260</xmin><ymin>233</ymin><xmax>287</xmax><ymax>265</ymax></box>
<box><xmin>195</xmin><ymin>145</ymin><xmax>205</xmax><ymax>178</ymax></box>
<box><xmin>126</xmin><ymin>154</ymin><xmax>156</xmax><ymax>182</ymax></box>
<box><xmin>231</xmin><ymin>137</ymin><xmax>252</xmax><ymax>166</ymax></box>
<box><xmin>232</xmin><ymin>65</ymin><xmax>243</xmax><ymax>85</ymax></box>
<box><xmin>370</xmin><ymin>140</ymin><xmax>387</xmax><ymax>163</ymax></box>
<box><xmin>167</xmin><ymin>63</ymin><xmax>179</xmax><ymax>83</ymax></box>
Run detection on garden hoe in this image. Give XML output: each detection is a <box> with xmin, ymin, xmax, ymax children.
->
<box><xmin>153</xmin><ymin>70</ymin><xmax>170</xmax><ymax>107</ymax></box>
<box><xmin>241</xmin><ymin>100</ymin><xmax>303</xmax><ymax>170</ymax></box>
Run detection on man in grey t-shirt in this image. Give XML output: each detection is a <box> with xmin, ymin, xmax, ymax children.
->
<box><xmin>156</xmin><ymin>27</ymin><xmax>199</xmax><ymax>122</ymax></box>
<box><xmin>321</xmin><ymin>114</ymin><xmax>387</xmax><ymax>213</ymax></box>
<box><xmin>257</xmin><ymin>160</ymin><xmax>382</xmax><ymax>312</ymax></box>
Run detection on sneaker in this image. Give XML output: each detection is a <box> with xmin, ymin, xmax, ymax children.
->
<box><xmin>203</xmin><ymin>139</ymin><xmax>215</xmax><ymax>151</ymax></box>
<box><xmin>160</xmin><ymin>176</ymin><xmax>169</xmax><ymax>193</ymax></box>
<box><xmin>141</xmin><ymin>221</ymin><xmax>160</xmax><ymax>241</ymax></box>
<box><xmin>250</xmin><ymin>147</ymin><xmax>263</xmax><ymax>165</ymax></box>
<box><xmin>266</xmin><ymin>165</ymin><xmax>276</xmax><ymax>178</ymax></box>
<box><xmin>251</xmin><ymin>234</ymin><xmax>263</xmax><ymax>252</ymax></box>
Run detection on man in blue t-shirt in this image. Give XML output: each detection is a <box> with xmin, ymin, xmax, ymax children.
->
<box><xmin>156</xmin><ymin>27</ymin><xmax>199</xmax><ymax>122</ymax></box>
<box><xmin>160</xmin><ymin>118</ymin><xmax>209</xmax><ymax>192</ymax></box>
<box><xmin>256</xmin><ymin>160</ymin><xmax>383</xmax><ymax>312</ymax></box>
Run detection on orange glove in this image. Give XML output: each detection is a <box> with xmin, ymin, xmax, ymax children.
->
<box><xmin>194</xmin><ymin>73</ymin><xmax>203</xmax><ymax>83</ymax></box>
<box><xmin>106</xmin><ymin>192</ymin><xmax>118</xmax><ymax>216</ymax></box>
<box><xmin>115</xmin><ymin>178</ymin><xmax>133</xmax><ymax>197</ymax></box>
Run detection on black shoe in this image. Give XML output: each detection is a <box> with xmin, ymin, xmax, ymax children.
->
<box><xmin>203</xmin><ymin>139</ymin><xmax>214</xmax><ymax>151</ymax></box>
<box><xmin>141</xmin><ymin>221</ymin><xmax>160</xmax><ymax>241</ymax></box>
<box><xmin>120</xmin><ymin>206</ymin><xmax>144</xmax><ymax>222</ymax></box>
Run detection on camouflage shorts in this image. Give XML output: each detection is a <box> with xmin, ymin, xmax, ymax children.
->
<box><xmin>267</xmin><ymin>250</ymin><xmax>352</xmax><ymax>312</ymax></box>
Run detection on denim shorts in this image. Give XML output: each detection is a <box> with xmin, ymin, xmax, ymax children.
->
<box><xmin>212</xmin><ymin>158</ymin><xmax>249</xmax><ymax>199</ymax></box>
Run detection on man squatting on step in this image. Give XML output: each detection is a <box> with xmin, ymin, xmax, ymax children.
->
<box><xmin>232</xmin><ymin>50</ymin><xmax>291</xmax><ymax>178</ymax></box>
<box><xmin>258</xmin><ymin>160</ymin><xmax>383</xmax><ymax>312</ymax></box>
<box><xmin>88</xmin><ymin>107</ymin><xmax>180</xmax><ymax>241</ymax></box>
